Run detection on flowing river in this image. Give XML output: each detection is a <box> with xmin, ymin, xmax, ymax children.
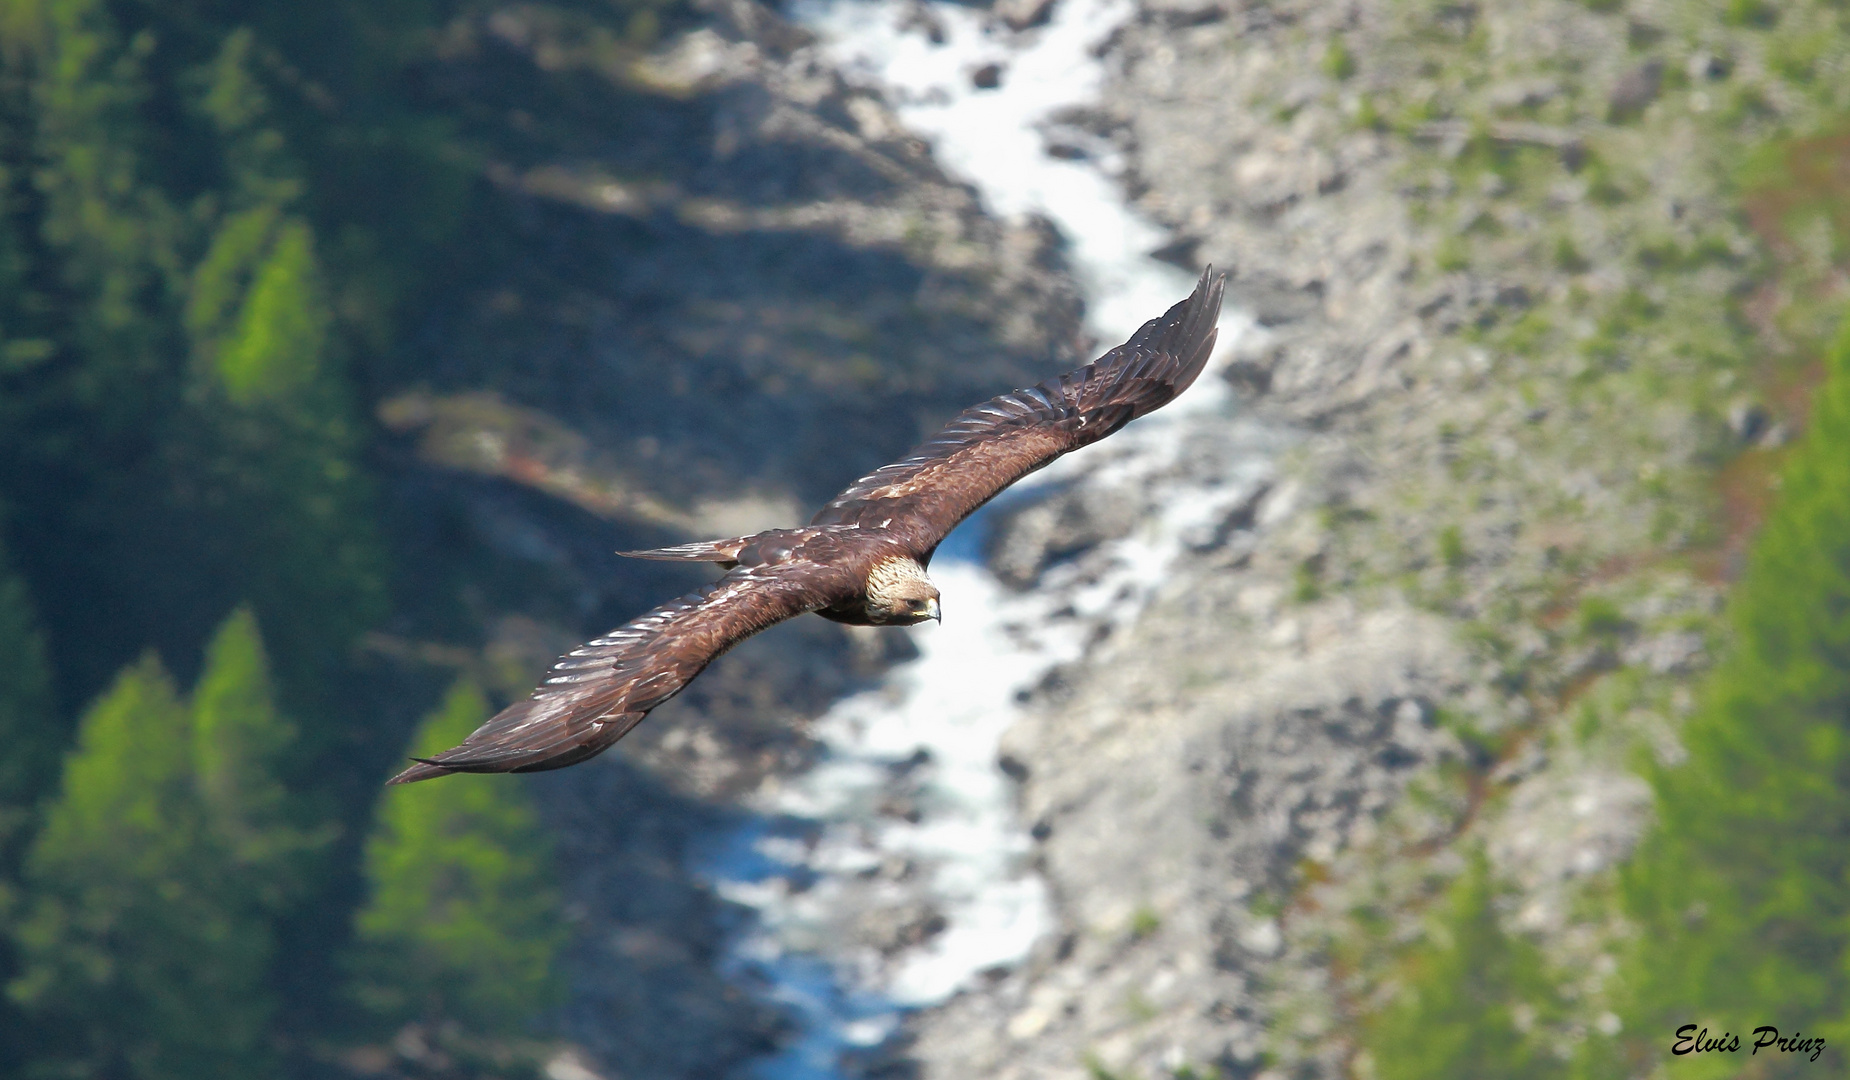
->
<box><xmin>691</xmin><ymin>2</ymin><xmax>1275</xmax><ymax>1075</ymax></box>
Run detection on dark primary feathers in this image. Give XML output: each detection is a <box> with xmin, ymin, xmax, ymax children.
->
<box><xmin>389</xmin><ymin>268</ymin><xmax>1225</xmax><ymax>784</ymax></box>
<box><xmin>809</xmin><ymin>267</ymin><xmax>1225</xmax><ymax>555</ymax></box>
<box><xmin>387</xmin><ymin>544</ymin><xmax>856</xmax><ymax>784</ymax></box>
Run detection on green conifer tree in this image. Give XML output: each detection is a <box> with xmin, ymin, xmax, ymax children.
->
<box><xmin>1365</xmin><ymin>849</ymin><xmax>1565</xmax><ymax>1080</ymax></box>
<box><xmin>0</xmin><ymin>0</ymin><xmax>385</xmax><ymax>717</ymax></box>
<box><xmin>0</xmin><ymin>4</ymin><xmax>480</xmax><ymax>1066</ymax></box>
<box><xmin>8</xmin><ymin>655</ymin><xmax>231</xmax><ymax>1079</ymax></box>
<box><xmin>1611</xmin><ymin>319</ymin><xmax>1850</xmax><ymax>1074</ymax></box>
<box><xmin>349</xmin><ymin>680</ymin><xmax>568</xmax><ymax>1034</ymax></box>
<box><xmin>7</xmin><ymin>610</ymin><xmax>323</xmax><ymax>1080</ymax></box>
<box><xmin>181</xmin><ymin>201</ymin><xmax>385</xmax><ymax>707</ymax></box>
<box><xmin>11</xmin><ymin>0</ymin><xmax>185</xmax><ymax>410</ymax></box>
<box><xmin>190</xmin><ymin>607</ymin><xmax>334</xmax><ymax>906</ymax></box>
<box><xmin>170</xmin><ymin>24</ymin><xmax>385</xmax><ymax>711</ymax></box>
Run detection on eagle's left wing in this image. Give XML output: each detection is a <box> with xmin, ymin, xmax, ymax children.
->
<box><xmin>388</xmin><ymin>554</ymin><xmax>854</xmax><ymax>784</ymax></box>
<box><xmin>808</xmin><ymin>268</ymin><xmax>1225</xmax><ymax>556</ymax></box>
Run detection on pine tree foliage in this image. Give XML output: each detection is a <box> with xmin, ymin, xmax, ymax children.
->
<box><xmin>1613</xmin><ymin>320</ymin><xmax>1850</xmax><ymax>1073</ymax></box>
<box><xmin>7</xmin><ymin>610</ymin><xmax>326</xmax><ymax>1080</ymax></box>
<box><xmin>12</xmin><ymin>0</ymin><xmax>184</xmax><ymax>416</ymax></box>
<box><xmin>350</xmin><ymin>680</ymin><xmax>568</xmax><ymax>1034</ymax></box>
<box><xmin>0</xmin><ymin>0</ymin><xmax>609</xmax><ymax>1071</ymax></box>
<box><xmin>0</xmin><ymin>0</ymin><xmax>386</xmax><ymax>713</ymax></box>
<box><xmin>7</xmin><ymin>654</ymin><xmax>248</xmax><ymax>1080</ymax></box>
<box><xmin>177</xmin><ymin>195</ymin><xmax>383</xmax><ymax>702</ymax></box>
<box><xmin>189</xmin><ymin>607</ymin><xmax>335</xmax><ymax>904</ymax></box>
<box><xmin>1364</xmin><ymin>850</ymin><xmax>1566</xmax><ymax>1080</ymax></box>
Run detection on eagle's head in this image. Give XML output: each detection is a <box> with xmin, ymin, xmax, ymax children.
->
<box><xmin>865</xmin><ymin>556</ymin><xmax>942</xmax><ymax>626</ymax></box>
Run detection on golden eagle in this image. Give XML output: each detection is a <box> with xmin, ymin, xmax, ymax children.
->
<box><xmin>390</xmin><ymin>269</ymin><xmax>1225</xmax><ymax>784</ymax></box>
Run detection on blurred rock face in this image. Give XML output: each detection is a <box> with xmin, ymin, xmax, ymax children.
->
<box><xmin>886</xmin><ymin>0</ymin><xmax>1771</xmax><ymax>1075</ymax></box>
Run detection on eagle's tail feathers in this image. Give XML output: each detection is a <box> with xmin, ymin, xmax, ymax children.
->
<box><xmin>617</xmin><ymin>537</ymin><xmax>750</xmax><ymax>566</ymax></box>
<box><xmin>386</xmin><ymin>758</ymin><xmax>454</xmax><ymax>785</ymax></box>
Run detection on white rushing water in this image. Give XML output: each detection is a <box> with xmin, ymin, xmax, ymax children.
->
<box><xmin>690</xmin><ymin>2</ymin><xmax>1271</xmax><ymax>1076</ymax></box>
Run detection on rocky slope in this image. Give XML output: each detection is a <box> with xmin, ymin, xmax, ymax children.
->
<box><xmin>899</xmin><ymin>0</ymin><xmax>1845</xmax><ymax>1077</ymax></box>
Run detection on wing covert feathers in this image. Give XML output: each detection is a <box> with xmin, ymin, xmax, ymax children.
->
<box><xmin>809</xmin><ymin>267</ymin><xmax>1226</xmax><ymax>548</ymax></box>
<box><xmin>387</xmin><ymin>561</ymin><xmax>844</xmax><ymax>784</ymax></box>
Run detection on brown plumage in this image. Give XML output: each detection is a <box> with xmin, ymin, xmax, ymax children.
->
<box><xmin>388</xmin><ymin>268</ymin><xmax>1226</xmax><ymax>784</ymax></box>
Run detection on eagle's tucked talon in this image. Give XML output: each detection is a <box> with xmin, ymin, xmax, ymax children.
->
<box><xmin>388</xmin><ymin>269</ymin><xmax>1226</xmax><ymax>785</ymax></box>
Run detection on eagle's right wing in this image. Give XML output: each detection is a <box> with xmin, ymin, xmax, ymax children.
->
<box><xmin>808</xmin><ymin>268</ymin><xmax>1225</xmax><ymax>555</ymax></box>
<box><xmin>388</xmin><ymin>553</ymin><xmax>853</xmax><ymax>784</ymax></box>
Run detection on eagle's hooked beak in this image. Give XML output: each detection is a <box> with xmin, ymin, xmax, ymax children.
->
<box><xmin>926</xmin><ymin>596</ymin><xmax>942</xmax><ymax>623</ymax></box>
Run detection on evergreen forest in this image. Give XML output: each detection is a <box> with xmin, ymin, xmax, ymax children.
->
<box><xmin>0</xmin><ymin>0</ymin><xmax>674</xmax><ymax>1074</ymax></box>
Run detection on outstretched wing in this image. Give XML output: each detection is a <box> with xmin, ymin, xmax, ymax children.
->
<box><xmin>388</xmin><ymin>556</ymin><xmax>854</xmax><ymax>784</ymax></box>
<box><xmin>809</xmin><ymin>268</ymin><xmax>1226</xmax><ymax>554</ymax></box>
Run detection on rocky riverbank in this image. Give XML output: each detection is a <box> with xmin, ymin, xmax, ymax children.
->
<box><xmin>898</xmin><ymin>0</ymin><xmax>1841</xmax><ymax>1076</ymax></box>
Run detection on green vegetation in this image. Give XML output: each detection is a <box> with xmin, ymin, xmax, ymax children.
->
<box><xmin>7</xmin><ymin>611</ymin><xmax>323</xmax><ymax>1080</ymax></box>
<box><xmin>1603</xmin><ymin>320</ymin><xmax>1850</xmax><ymax>1071</ymax></box>
<box><xmin>0</xmin><ymin>0</ymin><xmax>405</xmax><ymax>713</ymax></box>
<box><xmin>1723</xmin><ymin>0</ymin><xmax>1779</xmax><ymax>29</ymax></box>
<box><xmin>1323</xmin><ymin>39</ymin><xmax>1357</xmax><ymax>82</ymax></box>
<box><xmin>348</xmin><ymin>681</ymin><xmax>567</xmax><ymax>1033</ymax></box>
<box><xmin>1293</xmin><ymin>558</ymin><xmax>1323</xmax><ymax>603</ymax></box>
<box><xmin>1437</xmin><ymin>525</ymin><xmax>1466</xmax><ymax>571</ymax></box>
<box><xmin>1304</xmin><ymin>0</ymin><xmax>1850</xmax><ymax>1074</ymax></box>
<box><xmin>1364</xmin><ymin>851</ymin><xmax>1564</xmax><ymax>1080</ymax></box>
<box><xmin>0</xmin><ymin>0</ymin><xmax>682</xmax><ymax>1069</ymax></box>
<box><xmin>1084</xmin><ymin>1051</ymin><xmax>1134</xmax><ymax>1080</ymax></box>
<box><xmin>1576</xmin><ymin>596</ymin><xmax>1628</xmax><ymax>641</ymax></box>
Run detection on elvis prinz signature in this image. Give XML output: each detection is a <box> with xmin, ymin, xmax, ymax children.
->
<box><xmin>1673</xmin><ymin>1025</ymin><xmax>1825</xmax><ymax>1063</ymax></box>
